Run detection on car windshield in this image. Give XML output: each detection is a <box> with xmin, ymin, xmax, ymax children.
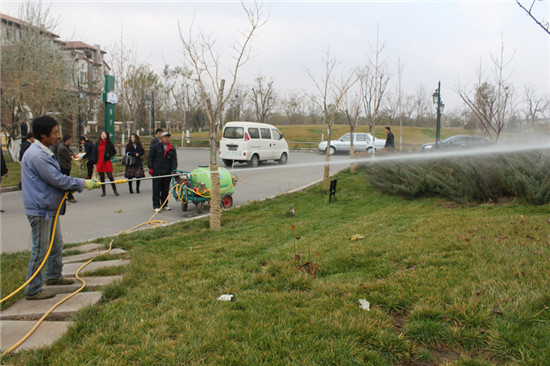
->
<box><xmin>223</xmin><ymin>127</ymin><xmax>244</xmax><ymax>139</ymax></box>
<box><xmin>340</xmin><ymin>134</ymin><xmax>351</xmax><ymax>141</ymax></box>
<box><xmin>441</xmin><ymin>136</ymin><xmax>458</xmax><ymax>143</ymax></box>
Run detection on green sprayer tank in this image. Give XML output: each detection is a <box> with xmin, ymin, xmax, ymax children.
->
<box><xmin>190</xmin><ymin>166</ymin><xmax>235</xmax><ymax>195</ymax></box>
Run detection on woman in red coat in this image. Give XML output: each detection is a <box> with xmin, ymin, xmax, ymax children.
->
<box><xmin>95</xmin><ymin>130</ymin><xmax>119</xmax><ymax>196</ymax></box>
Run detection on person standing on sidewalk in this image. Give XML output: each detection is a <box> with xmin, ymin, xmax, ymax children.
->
<box><xmin>124</xmin><ymin>133</ymin><xmax>145</xmax><ymax>194</ymax></box>
<box><xmin>95</xmin><ymin>130</ymin><xmax>119</xmax><ymax>197</ymax></box>
<box><xmin>148</xmin><ymin>132</ymin><xmax>177</xmax><ymax>212</ymax></box>
<box><xmin>384</xmin><ymin>127</ymin><xmax>395</xmax><ymax>149</ymax></box>
<box><xmin>80</xmin><ymin>136</ymin><xmax>96</xmax><ymax>179</ymax></box>
<box><xmin>150</xmin><ymin>128</ymin><xmax>163</xmax><ymax>150</ymax></box>
<box><xmin>57</xmin><ymin>135</ymin><xmax>77</xmax><ymax>203</ymax></box>
<box><xmin>22</xmin><ymin>116</ymin><xmax>100</xmax><ymax>300</ymax></box>
<box><xmin>1</xmin><ymin>147</ymin><xmax>7</xmax><ymax>213</ymax></box>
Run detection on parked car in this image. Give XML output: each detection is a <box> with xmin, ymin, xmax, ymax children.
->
<box><xmin>219</xmin><ymin>121</ymin><xmax>289</xmax><ymax>167</ymax></box>
<box><xmin>318</xmin><ymin>133</ymin><xmax>385</xmax><ymax>155</ymax></box>
<box><xmin>420</xmin><ymin>135</ymin><xmax>491</xmax><ymax>152</ymax></box>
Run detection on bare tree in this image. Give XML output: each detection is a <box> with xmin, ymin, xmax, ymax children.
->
<box><xmin>281</xmin><ymin>91</ymin><xmax>305</xmax><ymax>124</ymax></box>
<box><xmin>523</xmin><ymin>85</ymin><xmax>549</xmax><ymax>124</ymax></box>
<box><xmin>1</xmin><ymin>2</ymin><xmax>73</xmax><ymax>155</ymax></box>
<box><xmin>457</xmin><ymin>40</ymin><xmax>514</xmax><ymax>142</ymax></box>
<box><xmin>251</xmin><ymin>75</ymin><xmax>276</xmax><ymax>122</ymax></box>
<box><xmin>360</xmin><ymin>26</ymin><xmax>389</xmax><ymax>156</ymax></box>
<box><xmin>179</xmin><ymin>2</ymin><xmax>267</xmax><ymax>229</ymax></box>
<box><xmin>340</xmin><ymin>87</ymin><xmax>361</xmax><ymax>172</ymax></box>
<box><xmin>516</xmin><ymin>0</ymin><xmax>550</xmax><ymax>36</ymax></box>
<box><xmin>307</xmin><ymin>47</ymin><xmax>358</xmax><ymax>190</ymax></box>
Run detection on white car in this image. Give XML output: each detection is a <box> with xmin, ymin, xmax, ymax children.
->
<box><xmin>318</xmin><ymin>133</ymin><xmax>385</xmax><ymax>155</ymax></box>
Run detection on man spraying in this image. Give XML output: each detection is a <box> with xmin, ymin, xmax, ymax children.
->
<box><xmin>148</xmin><ymin>131</ymin><xmax>178</xmax><ymax>212</ymax></box>
<box><xmin>21</xmin><ymin>116</ymin><xmax>100</xmax><ymax>300</ymax></box>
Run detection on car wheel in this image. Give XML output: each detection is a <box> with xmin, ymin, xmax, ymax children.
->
<box><xmin>223</xmin><ymin>159</ymin><xmax>233</xmax><ymax>167</ymax></box>
<box><xmin>249</xmin><ymin>154</ymin><xmax>259</xmax><ymax>168</ymax></box>
<box><xmin>366</xmin><ymin>146</ymin><xmax>373</xmax><ymax>153</ymax></box>
<box><xmin>278</xmin><ymin>152</ymin><xmax>288</xmax><ymax>165</ymax></box>
<box><xmin>221</xmin><ymin>194</ymin><xmax>233</xmax><ymax>209</ymax></box>
<box><xmin>329</xmin><ymin>146</ymin><xmax>336</xmax><ymax>155</ymax></box>
<box><xmin>181</xmin><ymin>201</ymin><xmax>188</xmax><ymax>211</ymax></box>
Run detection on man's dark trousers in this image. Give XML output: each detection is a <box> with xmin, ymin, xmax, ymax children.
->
<box><xmin>153</xmin><ymin>176</ymin><xmax>171</xmax><ymax>209</ymax></box>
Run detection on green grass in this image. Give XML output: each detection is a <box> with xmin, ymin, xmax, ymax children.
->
<box><xmin>2</xmin><ymin>170</ymin><xmax>549</xmax><ymax>365</ymax></box>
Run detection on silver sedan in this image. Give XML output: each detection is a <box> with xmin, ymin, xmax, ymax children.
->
<box><xmin>318</xmin><ymin>133</ymin><xmax>384</xmax><ymax>155</ymax></box>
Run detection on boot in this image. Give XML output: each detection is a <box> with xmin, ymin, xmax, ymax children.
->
<box><xmin>101</xmin><ymin>185</ymin><xmax>106</xmax><ymax>197</ymax></box>
<box><xmin>128</xmin><ymin>182</ymin><xmax>134</xmax><ymax>194</ymax></box>
<box><xmin>136</xmin><ymin>181</ymin><xmax>141</xmax><ymax>194</ymax></box>
<box><xmin>112</xmin><ymin>184</ymin><xmax>119</xmax><ymax>196</ymax></box>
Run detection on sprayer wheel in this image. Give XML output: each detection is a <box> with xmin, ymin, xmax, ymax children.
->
<box><xmin>197</xmin><ymin>201</ymin><xmax>204</xmax><ymax>214</ymax></box>
<box><xmin>181</xmin><ymin>201</ymin><xmax>188</xmax><ymax>211</ymax></box>
<box><xmin>221</xmin><ymin>194</ymin><xmax>233</xmax><ymax>209</ymax></box>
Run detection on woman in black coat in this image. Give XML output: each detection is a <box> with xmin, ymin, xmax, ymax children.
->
<box><xmin>124</xmin><ymin>134</ymin><xmax>145</xmax><ymax>193</ymax></box>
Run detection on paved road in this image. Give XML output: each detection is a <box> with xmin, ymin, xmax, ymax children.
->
<box><xmin>1</xmin><ymin>149</ymin><xmax>352</xmax><ymax>254</ymax></box>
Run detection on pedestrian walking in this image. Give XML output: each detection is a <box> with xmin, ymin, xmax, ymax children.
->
<box><xmin>384</xmin><ymin>127</ymin><xmax>395</xmax><ymax>149</ymax></box>
<box><xmin>148</xmin><ymin>131</ymin><xmax>177</xmax><ymax>212</ymax></box>
<box><xmin>1</xmin><ymin>147</ymin><xmax>8</xmax><ymax>213</ymax></box>
<box><xmin>57</xmin><ymin>135</ymin><xmax>77</xmax><ymax>203</ymax></box>
<box><xmin>80</xmin><ymin>136</ymin><xmax>96</xmax><ymax>179</ymax></box>
<box><xmin>124</xmin><ymin>134</ymin><xmax>145</xmax><ymax>194</ymax></box>
<box><xmin>21</xmin><ymin>115</ymin><xmax>100</xmax><ymax>300</ymax></box>
<box><xmin>95</xmin><ymin>130</ymin><xmax>119</xmax><ymax>197</ymax></box>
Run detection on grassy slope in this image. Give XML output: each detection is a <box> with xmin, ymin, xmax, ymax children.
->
<box><xmin>3</xmin><ymin>169</ymin><xmax>549</xmax><ymax>365</ymax></box>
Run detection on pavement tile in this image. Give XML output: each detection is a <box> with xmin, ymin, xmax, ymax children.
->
<box><xmin>62</xmin><ymin>259</ymin><xmax>130</xmax><ymax>277</ymax></box>
<box><xmin>0</xmin><ymin>320</ymin><xmax>73</xmax><ymax>353</ymax></box>
<box><xmin>44</xmin><ymin>275</ymin><xmax>124</xmax><ymax>294</ymax></box>
<box><xmin>63</xmin><ymin>243</ymin><xmax>105</xmax><ymax>253</ymax></box>
<box><xmin>0</xmin><ymin>292</ymin><xmax>102</xmax><ymax>321</ymax></box>
<box><xmin>63</xmin><ymin>248</ymin><xmax>127</xmax><ymax>263</ymax></box>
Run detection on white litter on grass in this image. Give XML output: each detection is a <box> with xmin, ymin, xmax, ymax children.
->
<box><xmin>217</xmin><ymin>294</ymin><xmax>235</xmax><ymax>301</ymax></box>
<box><xmin>359</xmin><ymin>299</ymin><xmax>370</xmax><ymax>311</ymax></box>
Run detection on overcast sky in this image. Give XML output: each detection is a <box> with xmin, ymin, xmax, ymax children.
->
<box><xmin>2</xmin><ymin>0</ymin><xmax>549</xmax><ymax>112</ymax></box>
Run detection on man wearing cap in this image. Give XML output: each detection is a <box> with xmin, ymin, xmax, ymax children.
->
<box><xmin>147</xmin><ymin>131</ymin><xmax>178</xmax><ymax>212</ymax></box>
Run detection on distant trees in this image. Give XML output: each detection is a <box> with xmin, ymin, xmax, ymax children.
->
<box><xmin>457</xmin><ymin>41</ymin><xmax>514</xmax><ymax>142</ymax></box>
<box><xmin>1</xmin><ymin>2</ymin><xmax>74</xmax><ymax>151</ymax></box>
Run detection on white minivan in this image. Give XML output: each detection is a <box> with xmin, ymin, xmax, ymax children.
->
<box><xmin>219</xmin><ymin>122</ymin><xmax>289</xmax><ymax>167</ymax></box>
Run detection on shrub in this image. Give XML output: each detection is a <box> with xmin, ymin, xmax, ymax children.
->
<box><xmin>359</xmin><ymin>149</ymin><xmax>550</xmax><ymax>205</ymax></box>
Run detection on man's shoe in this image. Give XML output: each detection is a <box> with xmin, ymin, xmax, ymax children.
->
<box><xmin>163</xmin><ymin>206</ymin><xmax>172</xmax><ymax>211</ymax></box>
<box><xmin>45</xmin><ymin>277</ymin><xmax>75</xmax><ymax>285</ymax></box>
<box><xmin>26</xmin><ymin>290</ymin><xmax>56</xmax><ymax>300</ymax></box>
<box><xmin>114</xmin><ymin>191</ymin><xmax>120</xmax><ymax>196</ymax></box>
<box><xmin>154</xmin><ymin>208</ymin><xmax>162</xmax><ymax>212</ymax></box>
<box><xmin>68</xmin><ymin>198</ymin><xmax>77</xmax><ymax>203</ymax></box>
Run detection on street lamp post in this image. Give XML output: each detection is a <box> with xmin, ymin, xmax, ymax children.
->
<box><xmin>432</xmin><ymin>81</ymin><xmax>445</xmax><ymax>148</ymax></box>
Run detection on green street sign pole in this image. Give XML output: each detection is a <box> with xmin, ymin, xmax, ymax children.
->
<box><xmin>103</xmin><ymin>74</ymin><xmax>116</xmax><ymax>141</ymax></box>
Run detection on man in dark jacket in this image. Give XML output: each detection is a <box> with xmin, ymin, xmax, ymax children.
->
<box><xmin>80</xmin><ymin>136</ymin><xmax>96</xmax><ymax>179</ymax></box>
<box><xmin>384</xmin><ymin>127</ymin><xmax>395</xmax><ymax>149</ymax></box>
<box><xmin>148</xmin><ymin>132</ymin><xmax>177</xmax><ymax>212</ymax></box>
<box><xmin>150</xmin><ymin>128</ymin><xmax>163</xmax><ymax>150</ymax></box>
<box><xmin>20</xmin><ymin>133</ymin><xmax>35</xmax><ymax>161</ymax></box>
<box><xmin>57</xmin><ymin>135</ymin><xmax>77</xmax><ymax>203</ymax></box>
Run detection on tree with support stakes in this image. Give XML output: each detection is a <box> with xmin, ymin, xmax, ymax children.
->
<box><xmin>178</xmin><ymin>1</ymin><xmax>267</xmax><ymax>229</ymax></box>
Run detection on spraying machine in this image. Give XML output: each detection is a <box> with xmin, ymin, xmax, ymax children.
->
<box><xmin>172</xmin><ymin>166</ymin><xmax>237</xmax><ymax>214</ymax></box>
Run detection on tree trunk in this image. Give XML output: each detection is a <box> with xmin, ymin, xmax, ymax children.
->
<box><xmin>322</xmin><ymin>125</ymin><xmax>332</xmax><ymax>190</ymax></box>
<box><xmin>209</xmin><ymin>163</ymin><xmax>221</xmax><ymax>230</ymax></box>
<box><xmin>349</xmin><ymin>125</ymin><xmax>356</xmax><ymax>173</ymax></box>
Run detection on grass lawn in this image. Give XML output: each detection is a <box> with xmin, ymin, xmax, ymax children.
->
<box><xmin>2</xmin><ymin>168</ymin><xmax>548</xmax><ymax>365</ymax></box>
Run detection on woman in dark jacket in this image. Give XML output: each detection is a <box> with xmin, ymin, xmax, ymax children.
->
<box><xmin>124</xmin><ymin>134</ymin><xmax>145</xmax><ymax>193</ymax></box>
<box><xmin>95</xmin><ymin>130</ymin><xmax>119</xmax><ymax>196</ymax></box>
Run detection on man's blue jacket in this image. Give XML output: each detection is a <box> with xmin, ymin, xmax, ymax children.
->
<box><xmin>21</xmin><ymin>142</ymin><xmax>85</xmax><ymax>219</ymax></box>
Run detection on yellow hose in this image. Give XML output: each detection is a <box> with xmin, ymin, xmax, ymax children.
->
<box><xmin>2</xmin><ymin>177</ymin><xmax>239</xmax><ymax>355</ymax></box>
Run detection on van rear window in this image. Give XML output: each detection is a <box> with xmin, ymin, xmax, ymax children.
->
<box><xmin>223</xmin><ymin>127</ymin><xmax>244</xmax><ymax>139</ymax></box>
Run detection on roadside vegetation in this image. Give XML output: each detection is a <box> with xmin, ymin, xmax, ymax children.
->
<box><xmin>362</xmin><ymin>149</ymin><xmax>550</xmax><ymax>205</ymax></box>
<box><xmin>2</xmin><ymin>168</ymin><xmax>549</xmax><ymax>365</ymax></box>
